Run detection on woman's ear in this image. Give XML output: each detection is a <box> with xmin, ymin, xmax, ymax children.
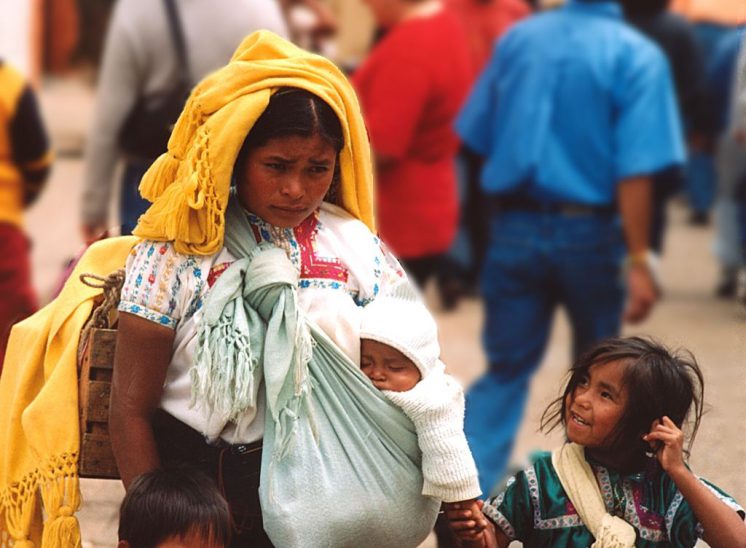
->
<box><xmin>118</xmin><ymin>541</ymin><xmax>131</xmax><ymax>548</ymax></box>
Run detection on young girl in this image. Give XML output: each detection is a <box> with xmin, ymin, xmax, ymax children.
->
<box><xmin>447</xmin><ymin>336</ymin><xmax>746</xmax><ymax>547</ymax></box>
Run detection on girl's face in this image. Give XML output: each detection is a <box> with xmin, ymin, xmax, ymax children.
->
<box><xmin>564</xmin><ymin>360</ymin><xmax>629</xmax><ymax>451</ymax></box>
<box><xmin>237</xmin><ymin>133</ymin><xmax>337</xmax><ymax>228</ymax></box>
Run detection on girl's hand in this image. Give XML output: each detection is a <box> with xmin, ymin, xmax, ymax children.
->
<box><xmin>642</xmin><ymin>416</ymin><xmax>686</xmax><ymax>474</ymax></box>
<box><xmin>444</xmin><ymin>499</ymin><xmax>490</xmax><ymax>540</ymax></box>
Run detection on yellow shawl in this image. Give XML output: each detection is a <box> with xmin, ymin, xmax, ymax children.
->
<box><xmin>134</xmin><ymin>30</ymin><xmax>376</xmax><ymax>255</ymax></box>
<box><xmin>0</xmin><ymin>237</ymin><xmax>138</xmax><ymax>547</ymax></box>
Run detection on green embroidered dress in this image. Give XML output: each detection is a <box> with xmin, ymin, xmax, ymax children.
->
<box><xmin>483</xmin><ymin>451</ymin><xmax>744</xmax><ymax>547</ymax></box>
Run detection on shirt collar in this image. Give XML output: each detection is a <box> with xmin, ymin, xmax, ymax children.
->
<box><xmin>565</xmin><ymin>0</ymin><xmax>623</xmax><ymax>19</ymax></box>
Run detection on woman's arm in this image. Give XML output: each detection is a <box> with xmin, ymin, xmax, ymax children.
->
<box><xmin>644</xmin><ymin>416</ymin><xmax>746</xmax><ymax>547</ymax></box>
<box><xmin>109</xmin><ymin>312</ymin><xmax>175</xmax><ymax>489</ymax></box>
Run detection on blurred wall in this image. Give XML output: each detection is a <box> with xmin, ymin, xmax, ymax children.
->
<box><xmin>324</xmin><ymin>0</ymin><xmax>375</xmax><ymax>68</ymax></box>
<box><xmin>0</xmin><ymin>0</ymin><xmax>37</xmax><ymax>79</ymax></box>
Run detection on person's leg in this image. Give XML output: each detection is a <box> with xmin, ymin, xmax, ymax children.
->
<box><xmin>465</xmin><ymin>213</ymin><xmax>556</xmax><ymax>496</ymax></box>
<box><xmin>714</xmin><ymin>135</ymin><xmax>746</xmax><ymax>296</ymax></box>
<box><xmin>555</xmin><ymin>214</ymin><xmax>626</xmax><ymax>359</ymax></box>
<box><xmin>650</xmin><ymin>169</ymin><xmax>682</xmax><ymax>255</ymax></box>
<box><xmin>0</xmin><ymin>224</ymin><xmax>38</xmax><ymax>374</ymax></box>
<box><xmin>686</xmin><ymin>149</ymin><xmax>717</xmax><ymax>223</ymax></box>
<box><xmin>119</xmin><ymin>160</ymin><xmax>153</xmax><ymax>235</ymax></box>
<box><xmin>400</xmin><ymin>254</ymin><xmax>444</xmax><ymax>290</ymax></box>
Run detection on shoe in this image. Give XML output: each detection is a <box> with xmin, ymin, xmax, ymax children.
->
<box><xmin>688</xmin><ymin>211</ymin><xmax>710</xmax><ymax>226</ymax></box>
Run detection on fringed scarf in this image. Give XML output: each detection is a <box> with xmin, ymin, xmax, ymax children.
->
<box><xmin>0</xmin><ymin>237</ymin><xmax>139</xmax><ymax>548</ymax></box>
<box><xmin>191</xmin><ymin>198</ymin><xmax>314</xmax><ymax>457</ymax></box>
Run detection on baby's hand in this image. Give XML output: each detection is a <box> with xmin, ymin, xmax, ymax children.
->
<box><xmin>642</xmin><ymin>416</ymin><xmax>686</xmax><ymax>474</ymax></box>
<box><xmin>444</xmin><ymin>499</ymin><xmax>489</xmax><ymax>540</ymax></box>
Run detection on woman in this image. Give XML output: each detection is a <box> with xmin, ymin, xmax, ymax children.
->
<box><xmin>352</xmin><ymin>0</ymin><xmax>472</xmax><ymax>288</ymax></box>
<box><xmin>109</xmin><ymin>31</ymin><xmax>429</xmax><ymax>546</ymax></box>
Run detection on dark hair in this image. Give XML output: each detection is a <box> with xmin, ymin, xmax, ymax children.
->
<box><xmin>118</xmin><ymin>466</ymin><xmax>231</xmax><ymax>548</ymax></box>
<box><xmin>233</xmin><ymin>87</ymin><xmax>344</xmax><ymax>203</ymax></box>
<box><xmin>541</xmin><ymin>336</ymin><xmax>704</xmax><ymax>469</ymax></box>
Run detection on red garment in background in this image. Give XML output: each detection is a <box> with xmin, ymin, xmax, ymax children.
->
<box><xmin>446</xmin><ymin>0</ymin><xmax>532</xmax><ymax>72</ymax></box>
<box><xmin>352</xmin><ymin>8</ymin><xmax>472</xmax><ymax>258</ymax></box>
<box><xmin>0</xmin><ymin>224</ymin><xmax>38</xmax><ymax>374</ymax></box>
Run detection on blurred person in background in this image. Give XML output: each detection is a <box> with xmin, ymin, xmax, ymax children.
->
<box><xmin>710</xmin><ymin>30</ymin><xmax>746</xmax><ymax>299</ymax></box>
<box><xmin>620</xmin><ymin>0</ymin><xmax>709</xmax><ymax>254</ymax></box>
<box><xmin>0</xmin><ymin>60</ymin><xmax>52</xmax><ymax>373</ymax></box>
<box><xmin>280</xmin><ymin>0</ymin><xmax>338</xmax><ymax>55</ymax></box>
<box><xmin>670</xmin><ymin>0</ymin><xmax>746</xmax><ymax>225</ymax></box>
<box><xmin>455</xmin><ymin>0</ymin><xmax>684</xmax><ymax>497</ymax></box>
<box><xmin>436</xmin><ymin>0</ymin><xmax>532</xmax><ymax>310</ymax></box>
<box><xmin>352</xmin><ymin>0</ymin><xmax>472</xmax><ymax>291</ymax></box>
<box><xmin>80</xmin><ymin>0</ymin><xmax>288</xmax><ymax>244</ymax></box>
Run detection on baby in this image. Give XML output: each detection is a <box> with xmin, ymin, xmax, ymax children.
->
<box><xmin>360</xmin><ymin>292</ymin><xmax>485</xmax><ymax>518</ymax></box>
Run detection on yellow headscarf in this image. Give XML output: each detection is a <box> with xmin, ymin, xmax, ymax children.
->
<box><xmin>133</xmin><ymin>30</ymin><xmax>376</xmax><ymax>256</ymax></box>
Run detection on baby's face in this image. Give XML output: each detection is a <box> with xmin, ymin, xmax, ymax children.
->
<box><xmin>360</xmin><ymin>339</ymin><xmax>421</xmax><ymax>392</ymax></box>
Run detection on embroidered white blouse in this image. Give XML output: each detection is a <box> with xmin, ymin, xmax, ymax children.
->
<box><xmin>118</xmin><ymin>202</ymin><xmax>405</xmax><ymax>444</ymax></box>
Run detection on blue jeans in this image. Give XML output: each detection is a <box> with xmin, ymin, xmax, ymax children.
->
<box><xmin>120</xmin><ymin>160</ymin><xmax>153</xmax><ymax>235</ymax></box>
<box><xmin>465</xmin><ymin>210</ymin><xmax>626</xmax><ymax>495</ymax></box>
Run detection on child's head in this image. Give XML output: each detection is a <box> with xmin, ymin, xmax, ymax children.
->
<box><xmin>118</xmin><ymin>466</ymin><xmax>231</xmax><ymax>548</ymax></box>
<box><xmin>541</xmin><ymin>336</ymin><xmax>704</xmax><ymax>468</ymax></box>
<box><xmin>359</xmin><ymin>293</ymin><xmax>442</xmax><ymax>392</ymax></box>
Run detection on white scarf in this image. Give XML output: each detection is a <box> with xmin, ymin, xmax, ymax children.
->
<box><xmin>551</xmin><ymin>443</ymin><xmax>637</xmax><ymax>548</ymax></box>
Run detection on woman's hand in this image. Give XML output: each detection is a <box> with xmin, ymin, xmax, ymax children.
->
<box><xmin>642</xmin><ymin>416</ymin><xmax>686</xmax><ymax>475</ymax></box>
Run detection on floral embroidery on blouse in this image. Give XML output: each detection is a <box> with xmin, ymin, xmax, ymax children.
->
<box><xmin>208</xmin><ymin>262</ymin><xmax>232</xmax><ymax>288</ymax></box>
<box><xmin>246</xmin><ymin>209</ymin><xmax>357</xmax><ymax>296</ymax></box>
<box><xmin>119</xmin><ymin>206</ymin><xmax>403</xmax><ymax>330</ymax></box>
<box><xmin>118</xmin><ymin>240</ymin><xmax>205</xmax><ymax>328</ymax></box>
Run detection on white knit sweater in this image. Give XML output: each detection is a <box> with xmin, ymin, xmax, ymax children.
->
<box><xmin>383</xmin><ymin>372</ymin><xmax>481</xmax><ymax>503</ymax></box>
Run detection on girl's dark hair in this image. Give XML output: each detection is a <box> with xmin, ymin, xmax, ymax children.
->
<box><xmin>233</xmin><ymin>88</ymin><xmax>344</xmax><ymax>203</ymax></box>
<box><xmin>118</xmin><ymin>466</ymin><xmax>231</xmax><ymax>548</ymax></box>
<box><xmin>541</xmin><ymin>336</ymin><xmax>704</xmax><ymax>468</ymax></box>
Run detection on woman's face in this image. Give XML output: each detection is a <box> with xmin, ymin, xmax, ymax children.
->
<box><xmin>237</xmin><ymin>133</ymin><xmax>337</xmax><ymax>227</ymax></box>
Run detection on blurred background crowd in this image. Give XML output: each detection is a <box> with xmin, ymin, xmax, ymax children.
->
<box><xmin>1</xmin><ymin>0</ymin><xmax>746</xmax><ymax>546</ymax></box>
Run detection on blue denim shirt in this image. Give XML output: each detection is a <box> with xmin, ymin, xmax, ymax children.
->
<box><xmin>455</xmin><ymin>0</ymin><xmax>685</xmax><ymax>205</ymax></box>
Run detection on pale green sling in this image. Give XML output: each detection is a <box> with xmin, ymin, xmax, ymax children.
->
<box><xmin>193</xmin><ymin>198</ymin><xmax>440</xmax><ymax>547</ymax></box>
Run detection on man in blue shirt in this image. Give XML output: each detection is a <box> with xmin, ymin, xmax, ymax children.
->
<box><xmin>455</xmin><ymin>0</ymin><xmax>684</xmax><ymax>496</ymax></box>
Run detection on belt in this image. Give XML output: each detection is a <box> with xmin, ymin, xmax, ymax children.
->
<box><xmin>488</xmin><ymin>194</ymin><xmax>616</xmax><ymax>216</ymax></box>
<box><xmin>153</xmin><ymin>409</ymin><xmax>262</xmax><ymax>457</ymax></box>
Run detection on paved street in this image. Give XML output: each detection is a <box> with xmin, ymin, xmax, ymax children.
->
<box><xmin>26</xmin><ymin>76</ymin><xmax>746</xmax><ymax>547</ymax></box>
